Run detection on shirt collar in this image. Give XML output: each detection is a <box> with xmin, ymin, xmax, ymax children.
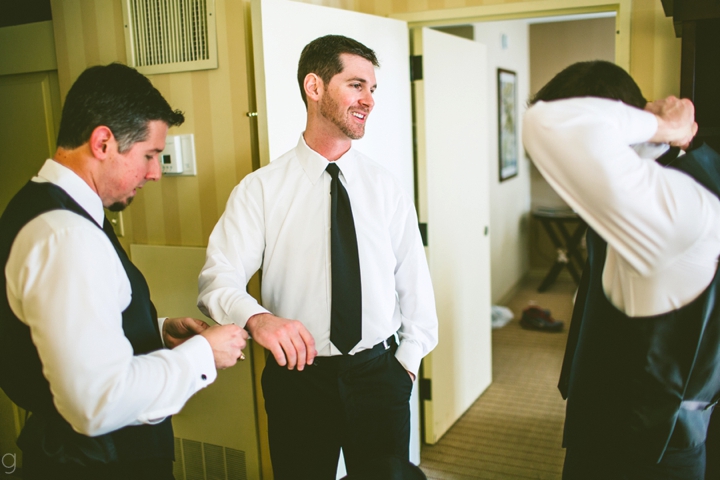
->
<box><xmin>35</xmin><ymin>159</ymin><xmax>105</xmax><ymax>226</ymax></box>
<box><xmin>296</xmin><ymin>135</ymin><xmax>358</xmax><ymax>185</ymax></box>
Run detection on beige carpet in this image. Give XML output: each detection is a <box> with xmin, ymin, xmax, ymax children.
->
<box><xmin>420</xmin><ymin>278</ymin><xmax>577</xmax><ymax>479</ymax></box>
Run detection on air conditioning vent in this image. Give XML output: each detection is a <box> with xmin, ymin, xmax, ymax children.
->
<box><xmin>173</xmin><ymin>437</ymin><xmax>248</xmax><ymax>480</ymax></box>
<box><xmin>122</xmin><ymin>0</ymin><xmax>218</xmax><ymax>75</ymax></box>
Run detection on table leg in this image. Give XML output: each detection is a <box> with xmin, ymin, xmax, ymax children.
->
<box><xmin>536</xmin><ymin>217</ymin><xmax>587</xmax><ymax>292</ymax></box>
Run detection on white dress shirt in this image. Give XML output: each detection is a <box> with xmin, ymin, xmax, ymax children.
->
<box><xmin>198</xmin><ymin>136</ymin><xmax>438</xmax><ymax>375</ymax></box>
<box><xmin>5</xmin><ymin>159</ymin><xmax>216</xmax><ymax>436</ymax></box>
<box><xmin>523</xmin><ymin>98</ymin><xmax>720</xmax><ymax>317</ymax></box>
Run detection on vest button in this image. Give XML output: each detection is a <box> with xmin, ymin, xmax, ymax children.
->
<box><xmin>201</xmin><ymin>374</ymin><xmax>207</xmax><ymax>381</ymax></box>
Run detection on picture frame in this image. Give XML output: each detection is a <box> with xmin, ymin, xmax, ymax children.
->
<box><xmin>497</xmin><ymin>68</ymin><xmax>518</xmax><ymax>182</ymax></box>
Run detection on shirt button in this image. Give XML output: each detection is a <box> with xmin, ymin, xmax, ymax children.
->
<box><xmin>201</xmin><ymin>374</ymin><xmax>207</xmax><ymax>381</ymax></box>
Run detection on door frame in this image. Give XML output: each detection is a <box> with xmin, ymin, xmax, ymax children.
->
<box><xmin>391</xmin><ymin>0</ymin><xmax>631</xmax><ymax>71</ymax></box>
<box><xmin>394</xmin><ymin>0</ymin><xmax>628</xmax><ymax>447</ymax></box>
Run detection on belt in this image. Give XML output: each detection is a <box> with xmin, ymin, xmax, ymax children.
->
<box><xmin>313</xmin><ymin>335</ymin><xmax>397</xmax><ymax>369</ymax></box>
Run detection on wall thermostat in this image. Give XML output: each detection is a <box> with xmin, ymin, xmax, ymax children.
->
<box><xmin>161</xmin><ymin>134</ymin><xmax>197</xmax><ymax>176</ymax></box>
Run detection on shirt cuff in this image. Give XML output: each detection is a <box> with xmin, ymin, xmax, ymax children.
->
<box><xmin>157</xmin><ymin>317</ymin><xmax>167</xmax><ymax>347</ymax></box>
<box><xmin>395</xmin><ymin>341</ymin><xmax>424</xmax><ymax>378</ymax></box>
<box><xmin>227</xmin><ymin>301</ymin><xmax>270</xmax><ymax>328</ymax></box>
<box><xmin>624</xmin><ymin>103</ymin><xmax>659</xmax><ymax>144</ymax></box>
<box><xmin>174</xmin><ymin>334</ymin><xmax>218</xmax><ymax>387</ymax></box>
<box><xmin>136</xmin><ymin>335</ymin><xmax>217</xmax><ymax>425</ymax></box>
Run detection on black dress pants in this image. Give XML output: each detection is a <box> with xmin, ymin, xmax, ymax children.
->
<box><xmin>261</xmin><ymin>342</ymin><xmax>414</xmax><ymax>480</ymax></box>
<box><xmin>563</xmin><ymin>442</ymin><xmax>706</xmax><ymax>480</ymax></box>
<box><xmin>22</xmin><ymin>452</ymin><xmax>174</xmax><ymax>480</ymax></box>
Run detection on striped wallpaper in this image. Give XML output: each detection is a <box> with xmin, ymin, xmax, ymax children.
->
<box><xmin>49</xmin><ymin>0</ymin><xmax>679</xmax><ymax>252</ymax></box>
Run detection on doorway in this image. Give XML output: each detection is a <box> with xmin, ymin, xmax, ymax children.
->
<box><xmin>419</xmin><ymin>13</ymin><xmax>615</xmax><ymax>478</ymax></box>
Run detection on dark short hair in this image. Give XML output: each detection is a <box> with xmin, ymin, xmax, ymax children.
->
<box><xmin>297</xmin><ymin>35</ymin><xmax>379</xmax><ymax>107</ymax></box>
<box><xmin>56</xmin><ymin>63</ymin><xmax>184</xmax><ymax>153</ymax></box>
<box><xmin>529</xmin><ymin>60</ymin><xmax>647</xmax><ymax>109</ymax></box>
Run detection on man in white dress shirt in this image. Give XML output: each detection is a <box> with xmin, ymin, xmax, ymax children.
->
<box><xmin>0</xmin><ymin>63</ymin><xmax>247</xmax><ymax>480</ymax></box>
<box><xmin>523</xmin><ymin>60</ymin><xmax>720</xmax><ymax>479</ymax></box>
<box><xmin>198</xmin><ymin>35</ymin><xmax>438</xmax><ymax>479</ymax></box>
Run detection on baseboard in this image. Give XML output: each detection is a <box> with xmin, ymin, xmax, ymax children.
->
<box><xmin>495</xmin><ymin>275</ymin><xmax>526</xmax><ymax>306</ymax></box>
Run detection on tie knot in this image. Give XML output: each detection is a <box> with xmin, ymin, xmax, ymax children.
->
<box><xmin>326</xmin><ymin>162</ymin><xmax>340</xmax><ymax>179</ymax></box>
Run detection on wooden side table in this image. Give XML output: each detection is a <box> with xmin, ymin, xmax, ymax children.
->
<box><xmin>532</xmin><ymin>208</ymin><xmax>587</xmax><ymax>292</ymax></box>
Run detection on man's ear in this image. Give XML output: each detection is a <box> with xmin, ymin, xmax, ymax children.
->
<box><xmin>89</xmin><ymin>126</ymin><xmax>114</xmax><ymax>159</ymax></box>
<box><xmin>304</xmin><ymin>73</ymin><xmax>323</xmax><ymax>103</ymax></box>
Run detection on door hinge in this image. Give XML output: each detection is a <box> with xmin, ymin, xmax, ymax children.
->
<box><xmin>410</xmin><ymin>55</ymin><xmax>423</xmax><ymax>81</ymax></box>
<box><xmin>418</xmin><ymin>223</ymin><xmax>428</xmax><ymax>246</ymax></box>
<box><xmin>419</xmin><ymin>378</ymin><xmax>432</xmax><ymax>401</ymax></box>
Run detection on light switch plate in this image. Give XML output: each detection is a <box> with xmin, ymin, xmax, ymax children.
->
<box><xmin>106</xmin><ymin>211</ymin><xmax>125</xmax><ymax>237</ymax></box>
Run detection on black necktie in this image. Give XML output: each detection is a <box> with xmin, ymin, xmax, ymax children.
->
<box><xmin>326</xmin><ymin>163</ymin><xmax>362</xmax><ymax>354</ymax></box>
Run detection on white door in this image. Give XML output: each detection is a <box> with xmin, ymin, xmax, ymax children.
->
<box><xmin>413</xmin><ymin>27</ymin><xmax>493</xmax><ymax>444</ymax></box>
<box><xmin>251</xmin><ymin>0</ymin><xmax>417</xmax><ymax>476</ymax></box>
<box><xmin>251</xmin><ymin>0</ymin><xmax>414</xmax><ymax>197</ymax></box>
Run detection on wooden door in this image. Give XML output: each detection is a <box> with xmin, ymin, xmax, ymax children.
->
<box><xmin>412</xmin><ymin>27</ymin><xmax>493</xmax><ymax>444</ymax></box>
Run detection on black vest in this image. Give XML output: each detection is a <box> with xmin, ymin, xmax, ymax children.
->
<box><xmin>559</xmin><ymin>144</ymin><xmax>720</xmax><ymax>462</ymax></box>
<box><xmin>0</xmin><ymin>181</ymin><xmax>173</xmax><ymax>465</ymax></box>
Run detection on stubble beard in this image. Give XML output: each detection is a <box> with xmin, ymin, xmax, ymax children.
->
<box><xmin>320</xmin><ymin>93</ymin><xmax>366</xmax><ymax>140</ymax></box>
<box><xmin>107</xmin><ymin>196</ymin><xmax>134</xmax><ymax>212</ymax></box>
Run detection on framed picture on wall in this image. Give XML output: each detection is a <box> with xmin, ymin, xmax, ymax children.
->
<box><xmin>497</xmin><ymin>68</ymin><xmax>518</xmax><ymax>182</ymax></box>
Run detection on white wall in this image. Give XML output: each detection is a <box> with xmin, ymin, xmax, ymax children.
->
<box><xmin>528</xmin><ymin>17</ymin><xmax>615</xmax><ymax>213</ymax></box>
<box><xmin>473</xmin><ymin>20</ymin><xmax>531</xmax><ymax>303</ymax></box>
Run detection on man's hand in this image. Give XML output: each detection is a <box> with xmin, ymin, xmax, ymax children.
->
<box><xmin>200</xmin><ymin>324</ymin><xmax>248</xmax><ymax>369</ymax></box>
<box><xmin>163</xmin><ymin>317</ymin><xmax>209</xmax><ymax>349</ymax></box>
<box><xmin>646</xmin><ymin>96</ymin><xmax>698</xmax><ymax>150</ymax></box>
<box><xmin>246</xmin><ymin>313</ymin><xmax>317</xmax><ymax>370</ymax></box>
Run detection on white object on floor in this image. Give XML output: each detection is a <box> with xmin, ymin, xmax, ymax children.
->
<box><xmin>491</xmin><ymin>305</ymin><xmax>514</xmax><ymax>329</ymax></box>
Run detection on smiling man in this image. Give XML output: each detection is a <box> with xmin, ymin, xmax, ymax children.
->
<box><xmin>0</xmin><ymin>63</ymin><xmax>247</xmax><ymax>480</ymax></box>
<box><xmin>198</xmin><ymin>35</ymin><xmax>438</xmax><ymax>479</ymax></box>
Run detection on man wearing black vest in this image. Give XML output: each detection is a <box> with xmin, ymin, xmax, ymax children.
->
<box><xmin>198</xmin><ymin>35</ymin><xmax>438</xmax><ymax>479</ymax></box>
<box><xmin>523</xmin><ymin>60</ymin><xmax>720</xmax><ymax>480</ymax></box>
<box><xmin>0</xmin><ymin>63</ymin><xmax>247</xmax><ymax>480</ymax></box>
